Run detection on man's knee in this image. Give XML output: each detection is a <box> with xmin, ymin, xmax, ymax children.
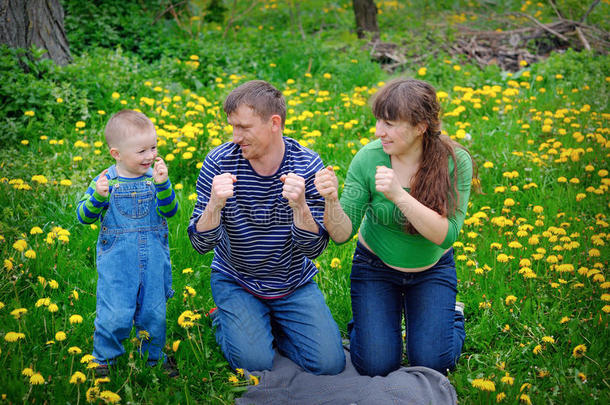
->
<box><xmin>312</xmin><ymin>349</ymin><xmax>345</xmax><ymax>375</ymax></box>
<box><xmin>225</xmin><ymin>344</ymin><xmax>275</xmax><ymax>372</ymax></box>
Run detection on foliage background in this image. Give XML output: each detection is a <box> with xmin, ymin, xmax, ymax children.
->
<box><xmin>0</xmin><ymin>0</ymin><xmax>608</xmax><ymax>403</ymax></box>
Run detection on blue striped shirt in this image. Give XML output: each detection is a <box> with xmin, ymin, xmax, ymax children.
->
<box><xmin>187</xmin><ymin>137</ymin><xmax>329</xmax><ymax>298</ymax></box>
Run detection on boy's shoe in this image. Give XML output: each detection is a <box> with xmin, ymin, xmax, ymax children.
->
<box><xmin>94</xmin><ymin>364</ymin><xmax>110</xmax><ymax>378</ymax></box>
<box><xmin>207</xmin><ymin>307</ymin><xmax>218</xmax><ymax>318</ymax></box>
<box><xmin>163</xmin><ymin>356</ymin><xmax>179</xmax><ymax>378</ymax></box>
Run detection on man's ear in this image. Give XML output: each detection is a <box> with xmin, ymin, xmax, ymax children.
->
<box><xmin>109</xmin><ymin>147</ymin><xmax>120</xmax><ymax>160</ymax></box>
<box><xmin>270</xmin><ymin>114</ymin><xmax>283</xmax><ymax>132</ymax></box>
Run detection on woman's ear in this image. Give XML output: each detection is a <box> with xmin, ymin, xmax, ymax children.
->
<box><xmin>418</xmin><ymin>123</ymin><xmax>428</xmax><ymax>136</ymax></box>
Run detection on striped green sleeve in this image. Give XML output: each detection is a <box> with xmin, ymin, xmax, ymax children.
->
<box><xmin>154</xmin><ymin>179</ymin><xmax>178</xmax><ymax>218</ymax></box>
<box><xmin>76</xmin><ymin>177</ymin><xmax>109</xmax><ymax>224</ymax></box>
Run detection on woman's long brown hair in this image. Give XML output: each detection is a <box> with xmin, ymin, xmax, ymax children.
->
<box><xmin>372</xmin><ymin>78</ymin><xmax>473</xmax><ymax>234</ymax></box>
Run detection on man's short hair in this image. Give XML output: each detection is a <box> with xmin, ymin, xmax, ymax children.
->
<box><xmin>223</xmin><ymin>80</ymin><xmax>286</xmax><ymax>128</ymax></box>
<box><xmin>104</xmin><ymin>110</ymin><xmax>155</xmax><ymax>148</ymax></box>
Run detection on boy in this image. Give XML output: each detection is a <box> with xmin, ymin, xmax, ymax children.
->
<box><xmin>77</xmin><ymin>109</ymin><xmax>178</xmax><ymax>377</ymax></box>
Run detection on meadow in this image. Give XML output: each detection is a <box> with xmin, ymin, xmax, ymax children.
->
<box><xmin>0</xmin><ymin>0</ymin><xmax>609</xmax><ymax>403</ymax></box>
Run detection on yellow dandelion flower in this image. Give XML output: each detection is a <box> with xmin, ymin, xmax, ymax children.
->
<box><xmin>533</xmin><ymin>344</ymin><xmax>542</xmax><ymax>354</ymax></box>
<box><xmin>30</xmin><ymin>373</ymin><xmax>45</xmax><ymax>385</ymax></box>
<box><xmin>572</xmin><ymin>344</ymin><xmax>587</xmax><ymax>358</ymax></box>
<box><xmin>55</xmin><ymin>331</ymin><xmax>67</xmax><ymax>341</ymax></box>
<box><xmin>86</xmin><ymin>386</ymin><xmax>100</xmax><ymax>402</ymax></box>
<box><xmin>4</xmin><ymin>259</ymin><xmax>14</xmax><ymax>270</ymax></box>
<box><xmin>24</xmin><ymin>249</ymin><xmax>36</xmax><ymax>259</ymax></box>
<box><xmin>496</xmin><ymin>392</ymin><xmax>507</xmax><ymax>402</ymax></box>
<box><xmin>81</xmin><ymin>354</ymin><xmax>96</xmax><ymax>364</ymax></box>
<box><xmin>70</xmin><ymin>314</ymin><xmax>83</xmax><ymax>324</ymax></box>
<box><xmin>13</xmin><ymin>239</ymin><xmax>27</xmax><ymax>252</ymax></box>
<box><xmin>30</xmin><ymin>226</ymin><xmax>43</xmax><ymax>234</ymax></box>
<box><xmin>70</xmin><ymin>371</ymin><xmax>87</xmax><ymax>384</ymax></box>
<box><xmin>5</xmin><ymin>332</ymin><xmax>26</xmax><ymax>342</ymax></box>
<box><xmin>501</xmin><ymin>373</ymin><xmax>514</xmax><ymax>385</ymax></box>
<box><xmin>249</xmin><ymin>375</ymin><xmax>260</xmax><ymax>385</ymax></box>
<box><xmin>22</xmin><ymin>367</ymin><xmax>34</xmax><ymax>376</ymax></box>
<box><xmin>330</xmin><ymin>258</ymin><xmax>341</xmax><ymax>268</ymax></box>
<box><xmin>68</xmin><ymin>346</ymin><xmax>82</xmax><ymax>355</ymax></box>
<box><xmin>520</xmin><ymin>394</ymin><xmax>532</xmax><ymax>404</ymax></box>
<box><xmin>10</xmin><ymin>308</ymin><xmax>27</xmax><ymax>319</ymax></box>
<box><xmin>588</xmin><ymin>248</ymin><xmax>600</xmax><ymax>257</ymax></box>
<box><xmin>172</xmin><ymin>340</ymin><xmax>181</xmax><ymax>352</ymax></box>
<box><xmin>496</xmin><ymin>253</ymin><xmax>509</xmax><ymax>263</ymax></box>
<box><xmin>228</xmin><ymin>375</ymin><xmax>239</xmax><ymax>384</ymax></box>
<box><xmin>47</xmin><ymin>303</ymin><xmax>58</xmax><ymax>313</ymax></box>
<box><xmin>183</xmin><ymin>286</ymin><xmax>197</xmax><ymax>298</ymax></box>
<box><xmin>182</xmin><ymin>268</ymin><xmax>193</xmax><ymax>274</ymax></box>
<box><xmin>472</xmin><ymin>378</ymin><xmax>495</xmax><ymax>391</ymax></box>
<box><xmin>542</xmin><ymin>336</ymin><xmax>555</xmax><ymax>344</ymax></box>
<box><xmin>99</xmin><ymin>391</ymin><xmax>121</xmax><ymax>403</ymax></box>
<box><xmin>95</xmin><ymin>377</ymin><xmax>110</xmax><ymax>385</ymax></box>
<box><xmin>505</xmin><ymin>295</ymin><xmax>517</xmax><ymax>305</ymax></box>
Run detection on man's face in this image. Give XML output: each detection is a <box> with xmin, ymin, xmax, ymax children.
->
<box><xmin>228</xmin><ymin>105</ymin><xmax>277</xmax><ymax>162</ymax></box>
<box><xmin>113</xmin><ymin>129</ymin><xmax>158</xmax><ymax>178</ymax></box>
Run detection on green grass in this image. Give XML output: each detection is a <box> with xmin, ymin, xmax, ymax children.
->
<box><xmin>1</xmin><ymin>0</ymin><xmax>609</xmax><ymax>403</ymax></box>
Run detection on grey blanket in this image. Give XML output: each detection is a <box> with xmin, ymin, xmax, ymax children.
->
<box><xmin>236</xmin><ymin>349</ymin><xmax>457</xmax><ymax>405</ymax></box>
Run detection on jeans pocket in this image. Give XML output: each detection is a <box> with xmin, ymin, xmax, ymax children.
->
<box><xmin>114</xmin><ymin>188</ymin><xmax>153</xmax><ymax>219</ymax></box>
<box><xmin>97</xmin><ymin>232</ymin><xmax>118</xmax><ymax>256</ymax></box>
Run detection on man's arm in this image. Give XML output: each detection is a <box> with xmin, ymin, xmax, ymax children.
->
<box><xmin>282</xmin><ymin>159</ymin><xmax>329</xmax><ymax>259</ymax></box>
<box><xmin>187</xmin><ymin>155</ymin><xmax>235</xmax><ymax>255</ymax></box>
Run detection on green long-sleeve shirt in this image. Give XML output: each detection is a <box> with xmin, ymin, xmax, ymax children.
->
<box><xmin>339</xmin><ymin>139</ymin><xmax>472</xmax><ymax>268</ymax></box>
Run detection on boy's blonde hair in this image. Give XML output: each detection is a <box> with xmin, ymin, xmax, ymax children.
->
<box><xmin>104</xmin><ymin>110</ymin><xmax>155</xmax><ymax>148</ymax></box>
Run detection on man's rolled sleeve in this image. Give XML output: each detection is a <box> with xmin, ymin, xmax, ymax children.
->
<box><xmin>187</xmin><ymin>217</ymin><xmax>224</xmax><ymax>254</ymax></box>
<box><xmin>291</xmin><ymin>222</ymin><xmax>329</xmax><ymax>259</ymax></box>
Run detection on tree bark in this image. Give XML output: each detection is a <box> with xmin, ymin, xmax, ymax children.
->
<box><xmin>352</xmin><ymin>0</ymin><xmax>379</xmax><ymax>39</ymax></box>
<box><xmin>0</xmin><ymin>0</ymin><xmax>71</xmax><ymax>65</ymax></box>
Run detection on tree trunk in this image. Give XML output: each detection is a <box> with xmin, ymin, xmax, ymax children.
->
<box><xmin>352</xmin><ymin>0</ymin><xmax>379</xmax><ymax>39</ymax></box>
<box><xmin>0</xmin><ymin>0</ymin><xmax>71</xmax><ymax>65</ymax></box>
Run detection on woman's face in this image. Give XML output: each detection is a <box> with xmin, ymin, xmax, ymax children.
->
<box><xmin>375</xmin><ymin>118</ymin><xmax>425</xmax><ymax>156</ymax></box>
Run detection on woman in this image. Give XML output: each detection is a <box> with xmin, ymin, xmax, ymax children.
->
<box><xmin>315</xmin><ymin>78</ymin><xmax>473</xmax><ymax>376</ymax></box>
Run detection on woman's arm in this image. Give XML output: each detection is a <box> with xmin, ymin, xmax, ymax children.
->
<box><xmin>315</xmin><ymin>167</ymin><xmax>353</xmax><ymax>244</ymax></box>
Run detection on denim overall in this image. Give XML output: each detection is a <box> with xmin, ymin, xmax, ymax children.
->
<box><xmin>92</xmin><ymin>165</ymin><xmax>173</xmax><ymax>365</ymax></box>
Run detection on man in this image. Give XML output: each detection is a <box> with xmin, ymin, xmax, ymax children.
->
<box><xmin>188</xmin><ymin>80</ymin><xmax>345</xmax><ymax>375</ymax></box>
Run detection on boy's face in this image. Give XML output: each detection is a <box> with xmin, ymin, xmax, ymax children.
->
<box><xmin>111</xmin><ymin>129</ymin><xmax>158</xmax><ymax>178</ymax></box>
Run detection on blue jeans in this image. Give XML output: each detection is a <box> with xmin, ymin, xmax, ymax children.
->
<box><xmin>349</xmin><ymin>242</ymin><xmax>465</xmax><ymax>376</ymax></box>
<box><xmin>210</xmin><ymin>271</ymin><xmax>345</xmax><ymax>375</ymax></box>
<box><xmin>92</xmin><ymin>167</ymin><xmax>173</xmax><ymax>365</ymax></box>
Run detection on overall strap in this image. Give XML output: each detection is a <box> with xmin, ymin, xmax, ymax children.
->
<box><xmin>106</xmin><ymin>165</ymin><xmax>119</xmax><ymax>180</ymax></box>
